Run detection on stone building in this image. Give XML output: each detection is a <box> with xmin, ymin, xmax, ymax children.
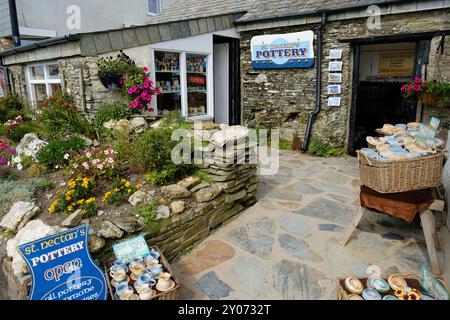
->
<box><xmin>1</xmin><ymin>0</ymin><xmax>450</xmax><ymax>153</ymax></box>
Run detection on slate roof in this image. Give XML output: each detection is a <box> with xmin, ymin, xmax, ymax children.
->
<box><xmin>146</xmin><ymin>0</ymin><xmax>256</xmax><ymax>25</ymax></box>
<box><xmin>236</xmin><ymin>0</ymin><xmax>411</xmax><ymax>22</ymax></box>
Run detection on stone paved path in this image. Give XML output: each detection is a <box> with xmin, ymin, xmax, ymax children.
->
<box><xmin>172</xmin><ymin>150</ymin><xmax>447</xmax><ymax>300</ymax></box>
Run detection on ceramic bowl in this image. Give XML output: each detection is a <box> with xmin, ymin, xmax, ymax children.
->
<box><xmin>369</xmin><ymin>279</ymin><xmax>390</xmax><ymax>294</ymax></box>
<box><xmin>150</xmin><ymin>249</ymin><xmax>161</xmax><ymax>260</ymax></box>
<box><xmin>388</xmin><ymin>275</ymin><xmax>407</xmax><ymax>291</ymax></box>
<box><xmin>362</xmin><ymin>288</ymin><xmax>382</xmax><ymax>300</ymax></box>
<box><xmin>382</xmin><ymin>295</ymin><xmax>398</xmax><ymax>300</ymax></box>
<box><xmin>345</xmin><ymin>277</ymin><xmax>364</xmax><ymax>295</ymax></box>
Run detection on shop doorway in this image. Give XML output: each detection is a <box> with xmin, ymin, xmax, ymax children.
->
<box><xmin>213</xmin><ymin>35</ymin><xmax>241</xmax><ymax>125</ymax></box>
<box><xmin>348</xmin><ymin>42</ymin><xmax>418</xmax><ymax>154</ymax></box>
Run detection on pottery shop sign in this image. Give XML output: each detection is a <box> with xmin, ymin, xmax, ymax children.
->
<box><xmin>378</xmin><ymin>52</ymin><xmax>414</xmax><ymax>75</ymax></box>
<box><xmin>113</xmin><ymin>236</ymin><xmax>151</xmax><ymax>264</ymax></box>
<box><xmin>18</xmin><ymin>226</ymin><xmax>107</xmax><ymax>300</ymax></box>
<box><xmin>251</xmin><ymin>31</ymin><xmax>315</xmax><ymax>69</ymax></box>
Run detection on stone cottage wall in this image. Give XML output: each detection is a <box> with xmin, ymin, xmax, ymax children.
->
<box><xmin>240</xmin><ymin>9</ymin><xmax>450</xmax><ymax>148</ymax></box>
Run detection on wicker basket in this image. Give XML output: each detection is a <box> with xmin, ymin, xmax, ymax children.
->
<box><xmin>338</xmin><ymin>273</ymin><xmax>423</xmax><ymax>300</ymax></box>
<box><xmin>104</xmin><ymin>246</ymin><xmax>181</xmax><ymax>300</ymax></box>
<box><xmin>357</xmin><ymin>150</ymin><xmax>444</xmax><ymax>194</ymax></box>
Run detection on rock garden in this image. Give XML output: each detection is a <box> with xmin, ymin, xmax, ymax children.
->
<box><xmin>0</xmin><ymin>55</ymin><xmax>258</xmax><ymax>299</ymax></box>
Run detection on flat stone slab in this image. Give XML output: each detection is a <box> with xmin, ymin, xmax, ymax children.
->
<box><xmin>278</xmin><ymin>217</ymin><xmax>312</xmax><ymax>238</ymax></box>
<box><xmin>308</xmin><ymin>180</ymin><xmax>355</xmax><ymax>198</ymax></box>
<box><xmin>318</xmin><ymin>224</ymin><xmax>346</xmax><ymax>233</ymax></box>
<box><xmin>226</xmin><ymin>218</ymin><xmax>275</xmax><ymax>258</ymax></box>
<box><xmin>274</xmin><ymin>259</ymin><xmax>327</xmax><ymax>300</ymax></box>
<box><xmin>295</xmin><ymin>198</ymin><xmax>354</xmax><ymax>225</ymax></box>
<box><xmin>279</xmin><ymin>234</ymin><xmax>323</xmax><ymax>263</ymax></box>
<box><xmin>197</xmin><ymin>271</ymin><xmax>232</xmax><ymax>300</ymax></box>
<box><xmin>291</xmin><ymin>182</ymin><xmax>322</xmax><ymax>195</ymax></box>
<box><xmin>231</xmin><ymin>256</ymin><xmax>269</xmax><ymax>299</ymax></box>
<box><xmin>180</xmin><ymin>240</ymin><xmax>235</xmax><ymax>276</ymax></box>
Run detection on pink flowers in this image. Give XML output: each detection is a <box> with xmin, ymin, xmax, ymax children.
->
<box><xmin>401</xmin><ymin>77</ymin><xmax>428</xmax><ymax>102</ymax></box>
<box><xmin>69</xmin><ymin>145</ymin><xmax>117</xmax><ymax>178</ymax></box>
<box><xmin>0</xmin><ymin>140</ymin><xmax>15</xmax><ymax>166</ymax></box>
<box><xmin>124</xmin><ymin>66</ymin><xmax>159</xmax><ymax>111</ymax></box>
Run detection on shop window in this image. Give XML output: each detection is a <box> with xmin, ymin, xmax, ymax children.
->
<box><xmin>148</xmin><ymin>0</ymin><xmax>161</xmax><ymax>15</ymax></box>
<box><xmin>152</xmin><ymin>50</ymin><xmax>211</xmax><ymax>120</ymax></box>
<box><xmin>186</xmin><ymin>54</ymin><xmax>208</xmax><ymax>117</ymax></box>
<box><xmin>27</xmin><ymin>62</ymin><xmax>61</xmax><ymax>103</ymax></box>
<box><xmin>154</xmin><ymin>51</ymin><xmax>182</xmax><ymax>115</ymax></box>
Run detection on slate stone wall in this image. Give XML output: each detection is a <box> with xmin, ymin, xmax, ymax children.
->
<box><xmin>240</xmin><ymin>9</ymin><xmax>450</xmax><ymax>148</ymax></box>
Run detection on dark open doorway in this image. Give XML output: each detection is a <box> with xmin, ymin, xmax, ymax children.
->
<box><xmin>348</xmin><ymin>42</ymin><xmax>418</xmax><ymax>154</ymax></box>
<box><xmin>213</xmin><ymin>35</ymin><xmax>241</xmax><ymax>125</ymax></box>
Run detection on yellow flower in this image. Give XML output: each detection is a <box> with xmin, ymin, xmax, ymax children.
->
<box><xmin>136</xmin><ymin>184</ymin><xmax>142</xmax><ymax>189</ymax></box>
<box><xmin>49</xmin><ymin>201</ymin><xmax>57</xmax><ymax>214</ymax></box>
<box><xmin>114</xmin><ymin>188</ymin><xmax>120</xmax><ymax>193</ymax></box>
<box><xmin>127</xmin><ymin>189</ymin><xmax>132</xmax><ymax>193</ymax></box>
<box><xmin>86</xmin><ymin>197</ymin><xmax>96</xmax><ymax>204</ymax></box>
<box><xmin>82</xmin><ymin>178</ymin><xmax>90</xmax><ymax>189</ymax></box>
<box><xmin>125</xmin><ymin>182</ymin><xmax>131</xmax><ymax>187</ymax></box>
<box><xmin>66</xmin><ymin>195</ymin><xmax>72</xmax><ymax>201</ymax></box>
<box><xmin>67</xmin><ymin>206</ymin><xmax>73</xmax><ymax>212</ymax></box>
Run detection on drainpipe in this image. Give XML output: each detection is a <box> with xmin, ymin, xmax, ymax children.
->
<box><xmin>8</xmin><ymin>0</ymin><xmax>21</xmax><ymax>47</ymax></box>
<box><xmin>302</xmin><ymin>12</ymin><xmax>327</xmax><ymax>152</ymax></box>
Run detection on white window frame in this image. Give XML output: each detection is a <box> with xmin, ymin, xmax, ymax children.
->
<box><xmin>147</xmin><ymin>0</ymin><xmax>162</xmax><ymax>16</ymax></box>
<box><xmin>150</xmin><ymin>49</ymin><xmax>214</xmax><ymax>121</ymax></box>
<box><xmin>26</xmin><ymin>62</ymin><xmax>61</xmax><ymax>104</ymax></box>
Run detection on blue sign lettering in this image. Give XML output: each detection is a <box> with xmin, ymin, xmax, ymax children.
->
<box><xmin>18</xmin><ymin>226</ymin><xmax>107</xmax><ymax>300</ymax></box>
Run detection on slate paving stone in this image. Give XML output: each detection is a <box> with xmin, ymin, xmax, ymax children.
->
<box><xmin>266</xmin><ymin>189</ymin><xmax>302</xmax><ymax>202</ymax></box>
<box><xmin>277</xmin><ymin>166</ymin><xmax>292</xmax><ymax>176</ymax></box>
<box><xmin>309</xmin><ymin>180</ymin><xmax>356</xmax><ymax>198</ymax></box>
<box><xmin>355</xmin><ymin>232</ymin><xmax>393</xmax><ymax>251</ymax></box>
<box><xmin>278</xmin><ymin>216</ymin><xmax>312</xmax><ymax>238</ymax></box>
<box><xmin>278</xmin><ymin>234</ymin><xmax>323</xmax><ymax>263</ymax></box>
<box><xmin>394</xmin><ymin>242</ymin><xmax>429</xmax><ymax>270</ymax></box>
<box><xmin>274</xmin><ymin>259</ymin><xmax>326</xmax><ymax>299</ymax></box>
<box><xmin>258</xmin><ymin>199</ymin><xmax>278</xmax><ymax>210</ymax></box>
<box><xmin>357</xmin><ymin>216</ymin><xmax>375</xmax><ymax>232</ymax></box>
<box><xmin>231</xmin><ymin>256</ymin><xmax>269</xmax><ymax>299</ymax></box>
<box><xmin>226</xmin><ymin>218</ymin><xmax>275</xmax><ymax>258</ymax></box>
<box><xmin>382</xmin><ymin>232</ymin><xmax>406</xmax><ymax>241</ymax></box>
<box><xmin>318</xmin><ymin>224</ymin><xmax>346</xmax><ymax>233</ymax></box>
<box><xmin>295</xmin><ymin>198</ymin><xmax>354</xmax><ymax>225</ymax></box>
<box><xmin>197</xmin><ymin>272</ymin><xmax>232</xmax><ymax>300</ymax></box>
<box><xmin>291</xmin><ymin>182</ymin><xmax>322</xmax><ymax>194</ymax></box>
<box><xmin>180</xmin><ymin>240</ymin><xmax>235</xmax><ymax>276</ymax></box>
<box><xmin>317</xmin><ymin>171</ymin><xmax>351</xmax><ymax>185</ymax></box>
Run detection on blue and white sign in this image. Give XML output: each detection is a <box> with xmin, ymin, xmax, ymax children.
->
<box><xmin>251</xmin><ymin>31</ymin><xmax>315</xmax><ymax>69</ymax></box>
<box><xmin>113</xmin><ymin>236</ymin><xmax>151</xmax><ymax>264</ymax></box>
<box><xmin>18</xmin><ymin>226</ymin><xmax>107</xmax><ymax>300</ymax></box>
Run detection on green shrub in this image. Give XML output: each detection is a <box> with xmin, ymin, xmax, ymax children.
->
<box><xmin>29</xmin><ymin>163</ymin><xmax>48</xmax><ymax>177</ymax></box>
<box><xmin>308</xmin><ymin>138</ymin><xmax>345</xmax><ymax>157</ymax></box>
<box><xmin>135</xmin><ymin>199</ymin><xmax>158</xmax><ymax>224</ymax></box>
<box><xmin>35</xmin><ymin>91</ymin><xmax>96</xmax><ymax>139</ymax></box>
<box><xmin>94</xmin><ymin>104</ymin><xmax>132</xmax><ymax>129</ymax></box>
<box><xmin>37</xmin><ymin>136</ymin><xmax>86</xmax><ymax>170</ymax></box>
<box><xmin>160</xmin><ymin>111</ymin><xmax>192</xmax><ymax>129</ymax></box>
<box><xmin>135</xmin><ymin>128</ymin><xmax>194</xmax><ymax>183</ymax></box>
<box><xmin>0</xmin><ymin>93</ymin><xmax>26</xmax><ymax>122</ymax></box>
<box><xmin>0</xmin><ymin>178</ymin><xmax>53</xmax><ymax>218</ymax></box>
<box><xmin>278</xmin><ymin>138</ymin><xmax>293</xmax><ymax>150</ymax></box>
<box><xmin>145</xmin><ymin>164</ymin><xmax>193</xmax><ymax>186</ymax></box>
<box><xmin>193</xmin><ymin>170</ymin><xmax>211</xmax><ymax>184</ymax></box>
<box><xmin>9</xmin><ymin>122</ymin><xmax>37</xmax><ymax>143</ymax></box>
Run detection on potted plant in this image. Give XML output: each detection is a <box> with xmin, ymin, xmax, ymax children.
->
<box><xmin>97</xmin><ymin>51</ymin><xmax>137</xmax><ymax>91</ymax></box>
<box><xmin>401</xmin><ymin>77</ymin><xmax>428</xmax><ymax>104</ymax></box>
<box><xmin>425</xmin><ymin>81</ymin><xmax>450</xmax><ymax>108</ymax></box>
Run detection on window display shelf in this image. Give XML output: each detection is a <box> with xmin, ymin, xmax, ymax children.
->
<box><xmin>156</xmin><ymin>70</ymin><xmax>180</xmax><ymax>73</ymax></box>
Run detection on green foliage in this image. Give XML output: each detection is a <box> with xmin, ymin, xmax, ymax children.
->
<box><xmin>102</xmin><ymin>178</ymin><xmax>141</xmax><ymax>206</ymax></box>
<box><xmin>193</xmin><ymin>170</ymin><xmax>211</xmax><ymax>184</ymax></box>
<box><xmin>0</xmin><ymin>178</ymin><xmax>53</xmax><ymax>218</ymax></box>
<box><xmin>135</xmin><ymin>199</ymin><xmax>158</xmax><ymax>224</ymax></box>
<box><xmin>97</xmin><ymin>51</ymin><xmax>139</xmax><ymax>77</ymax></box>
<box><xmin>37</xmin><ymin>136</ymin><xmax>86</xmax><ymax>170</ymax></box>
<box><xmin>144</xmin><ymin>164</ymin><xmax>193</xmax><ymax>186</ymax></box>
<box><xmin>308</xmin><ymin>138</ymin><xmax>345</xmax><ymax>157</ymax></box>
<box><xmin>94</xmin><ymin>104</ymin><xmax>132</xmax><ymax>129</ymax></box>
<box><xmin>278</xmin><ymin>138</ymin><xmax>293</xmax><ymax>151</ymax></box>
<box><xmin>160</xmin><ymin>111</ymin><xmax>192</xmax><ymax>129</ymax></box>
<box><xmin>0</xmin><ymin>93</ymin><xmax>26</xmax><ymax>122</ymax></box>
<box><xmin>9</xmin><ymin>122</ymin><xmax>37</xmax><ymax>143</ymax></box>
<box><xmin>20</xmin><ymin>155</ymin><xmax>33</xmax><ymax>169</ymax></box>
<box><xmin>35</xmin><ymin>91</ymin><xmax>96</xmax><ymax>139</ymax></box>
<box><xmin>426</xmin><ymin>81</ymin><xmax>450</xmax><ymax>108</ymax></box>
<box><xmin>29</xmin><ymin>163</ymin><xmax>48</xmax><ymax>177</ymax></box>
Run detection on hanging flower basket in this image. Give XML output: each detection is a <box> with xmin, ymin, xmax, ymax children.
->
<box><xmin>98</xmin><ymin>71</ymin><xmax>123</xmax><ymax>91</ymax></box>
<box><xmin>418</xmin><ymin>92</ymin><xmax>440</xmax><ymax>106</ymax></box>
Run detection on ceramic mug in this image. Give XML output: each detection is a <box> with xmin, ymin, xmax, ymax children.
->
<box><xmin>145</xmin><ymin>256</ymin><xmax>159</xmax><ymax>269</ymax></box>
<box><xmin>138</xmin><ymin>273</ymin><xmax>157</xmax><ymax>286</ymax></box>
<box><xmin>116</xmin><ymin>283</ymin><xmax>134</xmax><ymax>300</ymax></box>
<box><xmin>139</xmin><ymin>288</ymin><xmax>154</xmax><ymax>301</ymax></box>
<box><xmin>150</xmin><ymin>264</ymin><xmax>164</xmax><ymax>277</ymax></box>
<box><xmin>110</xmin><ymin>265</ymin><xmax>128</xmax><ymax>282</ymax></box>
<box><xmin>130</xmin><ymin>258</ymin><xmax>145</xmax><ymax>276</ymax></box>
<box><xmin>157</xmin><ymin>272</ymin><xmax>173</xmax><ymax>291</ymax></box>
<box><xmin>149</xmin><ymin>249</ymin><xmax>161</xmax><ymax>260</ymax></box>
